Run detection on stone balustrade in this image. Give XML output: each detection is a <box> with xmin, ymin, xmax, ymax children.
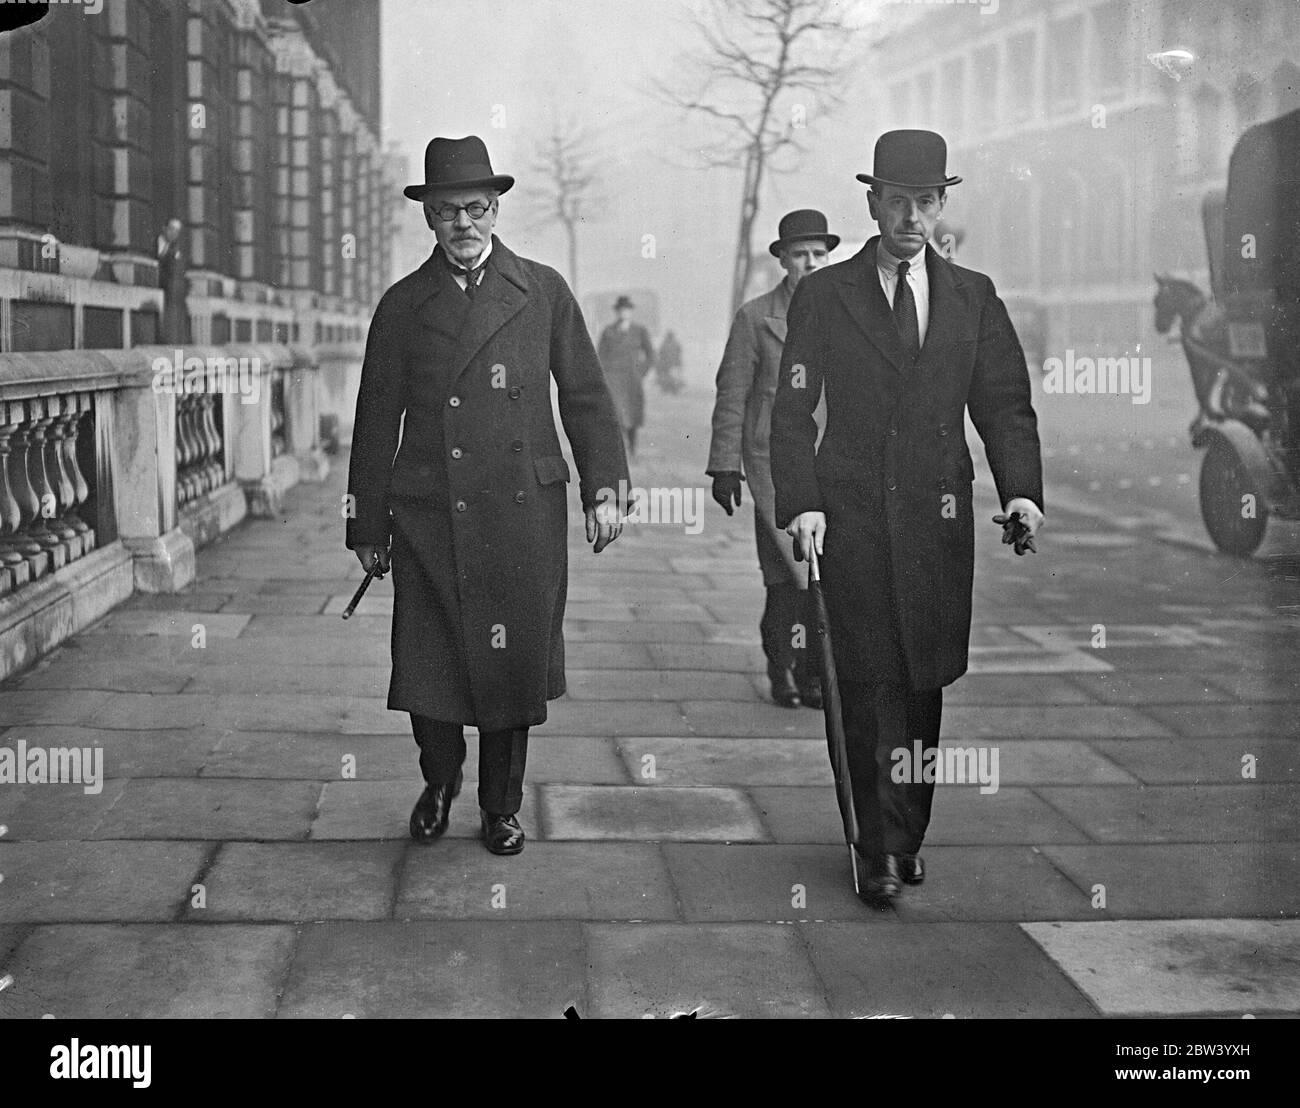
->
<box><xmin>0</xmin><ymin>343</ymin><xmax>334</xmax><ymax>681</ymax></box>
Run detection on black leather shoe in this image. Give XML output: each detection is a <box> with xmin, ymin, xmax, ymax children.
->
<box><xmin>796</xmin><ymin>675</ymin><xmax>823</xmax><ymax>710</ymax></box>
<box><xmin>860</xmin><ymin>853</ymin><xmax>902</xmax><ymax>903</ymax></box>
<box><xmin>768</xmin><ymin>664</ymin><xmax>801</xmax><ymax>708</ymax></box>
<box><xmin>481</xmin><ymin>810</ymin><xmax>525</xmax><ymax>855</ymax></box>
<box><xmin>409</xmin><ymin>769</ymin><xmax>462</xmax><ymax>843</ymax></box>
<box><xmin>898</xmin><ymin>853</ymin><xmax>925</xmax><ymax>885</ymax></box>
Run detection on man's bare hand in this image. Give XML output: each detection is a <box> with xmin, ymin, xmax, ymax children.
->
<box><xmin>585</xmin><ymin>502</ymin><xmax>623</xmax><ymax>554</ymax></box>
<box><xmin>353</xmin><ymin>543</ymin><xmax>390</xmax><ymax>575</ymax></box>
<box><xmin>786</xmin><ymin>511</ymin><xmax>826</xmax><ymax>562</ymax></box>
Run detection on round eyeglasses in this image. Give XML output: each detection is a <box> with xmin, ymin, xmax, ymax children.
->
<box><xmin>428</xmin><ymin>201</ymin><xmax>494</xmax><ymax>222</ymax></box>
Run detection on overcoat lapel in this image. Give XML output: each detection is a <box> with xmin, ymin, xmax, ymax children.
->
<box><xmin>914</xmin><ymin>245</ymin><xmax>967</xmax><ymax>377</ymax></box>
<box><xmin>448</xmin><ymin>235</ymin><xmax>529</xmax><ymax>383</ymax></box>
<box><xmin>409</xmin><ymin>249</ymin><xmax>468</xmax><ymax>341</ymax></box>
<box><xmin>834</xmin><ymin>240</ymin><xmax>905</xmax><ymax>373</ymax></box>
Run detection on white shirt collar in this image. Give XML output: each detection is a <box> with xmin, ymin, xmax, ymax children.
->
<box><xmin>447</xmin><ymin>237</ymin><xmax>493</xmax><ymax>272</ymax></box>
<box><xmin>876</xmin><ymin>240</ymin><xmax>926</xmax><ymax>277</ymax></box>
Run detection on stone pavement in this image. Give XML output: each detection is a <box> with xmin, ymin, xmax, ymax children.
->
<box><xmin>1</xmin><ymin>385</ymin><xmax>1298</xmax><ymax>1019</ymax></box>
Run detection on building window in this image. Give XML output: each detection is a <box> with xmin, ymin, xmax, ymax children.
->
<box><xmin>915</xmin><ymin>71</ymin><xmax>935</xmax><ymax>125</ymax></box>
<box><xmin>1093</xmin><ymin>0</ymin><xmax>1128</xmax><ymax>97</ymax></box>
<box><xmin>1048</xmin><ymin>16</ymin><xmax>1084</xmax><ymax>113</ymax></box>
<box><xmin>973</xmin><ymin>44</ymin><xmax>999</xmax><ymax>129</ymax></box>
<box><xmin>890</xmin><ymin>80</ymin><xmax>911</xmax><ymax>126</ymax></box>
<box><xmin>1005</xmin><ymin>31</ymin><xmax>1036</xmax><ymax>123</ymax></box>
<box><xmin>942</xmin><ymin>56</ymin><xmax>966</xmax><ymax>138</ymax></box>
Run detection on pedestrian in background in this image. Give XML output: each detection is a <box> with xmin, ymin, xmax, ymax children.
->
<box><xmin>598</xmin><ymin>294</ymin><xmax>656</xmax><ymax>456</ymax></box>
<box><xmin>708</xmin><ymin>209</ymin><xmax>840</xmax><ymax>708</ymax></box>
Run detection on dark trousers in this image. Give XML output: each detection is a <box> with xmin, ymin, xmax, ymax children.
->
<box><xmin>410</xmin><ymin>714</ymin><xmax>528</xmax><ymax>815</ymax></box>
<box><xmin>838</xmin><ymin>680</ymin><xmax>943</xmax><ymax>857</ymax></box>
<box><xmin>760</xmin><ymin>583</ymin><xmax>815</xmax><ymax>683</ymax></box>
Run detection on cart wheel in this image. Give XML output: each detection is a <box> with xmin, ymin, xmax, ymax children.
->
<box><xmin>1199</xmin><ymin>442</ymin><xmax>1268</xmax><ymax>555</ymax></box>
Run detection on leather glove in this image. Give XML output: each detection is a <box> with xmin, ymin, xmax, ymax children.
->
<box><xmin>993</xmin><ymin>498</ymin><xmax>1044</xmax><ymax>556</ymax></box>
<box><xmin>710</xmin><ymin>471</ymin><xmax>744</xmax><ymax>515</ymax></box>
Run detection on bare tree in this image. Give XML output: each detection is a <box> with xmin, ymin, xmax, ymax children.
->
<box><xmin>656</xmin><ymin>0</ymin><xmax>859</xmax><ymax>316</ymax></box>
<box><xmin>530</xmin><ymin>116</ymin><xmax>602</xmax><ymax>296</ymax></box>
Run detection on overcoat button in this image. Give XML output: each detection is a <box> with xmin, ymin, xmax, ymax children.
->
<box><xmin>515</xmin><ymin>491</ymin><xmax>526</xmax><ymax>503</ymax></box>
<box><xmin>508</xmin><ymin>386</ymin><xmax>521</xmax><ymax>399</ymax></box>
<box><xmin>455</xmin><ymin>500</ymin><xmax>467</xmax><ymax>512</ymax></box>
<box><xmin>938</xmin><ymin>425</ymin><xmax>948</xmax><ymax>436</ymax></box>
<box><xmin>511</xmin><ymin>440</ymin><xmax>523</xmax><ymax>452</ymax></box>
<box><xmin>887</xmin><ymin>426</ymin><xmax>897</xmax><ymax>436</ymax></box>
<box><xmin>448</xmin><ymin>396</ymin><xmax>461</xmax><ymax>407</ymax></box>
<box><xmin>886</xmin><ymin>478</ymin><xmax>897</xmax><ymax>491</ymax></box>
<box><xmin>450</xmin><ymin>447</ymin><xmax>463</xmax><ymax>459</ymax></box>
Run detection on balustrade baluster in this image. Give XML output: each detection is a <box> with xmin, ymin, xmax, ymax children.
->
<box><xmin>43</xmin><ymin>401</ymin><xmax>77</xmax><ymax>541</ymax></box>
<box><xmin>59</xmin><ymin>399</ymin><xmax>90</xmax><ymax>535</ymax></box>
<box><xmin>21</xmin><ymin>414</ymin><xmax>61</xmax><ymax>551</ymax></box>
<box><xmin>0</xmin><ymin>413</ymin><xmax>28</xmax><ymax>567</ymax></box>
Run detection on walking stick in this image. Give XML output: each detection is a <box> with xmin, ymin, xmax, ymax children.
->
<box><xmin>341</xmin><ymin>558</ymin><xmax>385</xmax><ymax>620</ymax></box>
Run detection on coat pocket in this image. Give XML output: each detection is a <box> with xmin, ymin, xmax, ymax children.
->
<box><xmin>533</xmin><ymin>455</ymin><xmax>572</xmax><ymax>485</ymax></box>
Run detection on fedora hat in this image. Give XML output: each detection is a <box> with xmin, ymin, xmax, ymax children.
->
<box><xmin>855</xmin><ymin>129</ymin><xmax>962</xmax><ymax>190</ymax></box>
<box><xmin>768</xmin><ymin>209</ymin><xmax>841</xmax><ymax>257</ymax></box>
<box><xmin>404</xmin><ymin>135</ymin><xmax>515</xmax><ymax>202</ymax></box>
<box><xmin>613</xmin><ymin>295</ymin><xmax>635</xmax><ymax>310</ymax></box>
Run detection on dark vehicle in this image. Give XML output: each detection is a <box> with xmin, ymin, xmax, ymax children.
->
<box><xmin>1154</xmin><ymin>107</ymin><xmax>1300</xmax><ymax>555</ymax></box>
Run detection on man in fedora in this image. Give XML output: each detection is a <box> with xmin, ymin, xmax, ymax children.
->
<box><xmin>597</xmin><ymin>295</ymin><xmax>656</xmax><ymax>457</ymax></box>
<box><xmin>346</xmin><ymin>135</ymin><xmax>629</xmax><ymax>855</ymax></box>
<box><xmin>708</xmin><ymin>209</ymin><xmax>839</xmax><ymax>708</ymax></box>
<box><xmin>771</xmin><ymin>130</ymin><xmax>1044</xmax><ymax>903</ymax></box>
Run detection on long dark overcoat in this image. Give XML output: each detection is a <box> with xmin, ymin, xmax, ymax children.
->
<box><xmin>770</xmin><ymin>238</ymin><xmax>1043</xmax><ymax>690</ymax></box>
<box><xmin>597</xmin><ymin>322</ymin><xmax>655</xmax><ymax>430</ymax></box>
<box><xmin>346</xmin><ymin>237</ymin><xmax>629</xmax><ymax>731</ymax></box>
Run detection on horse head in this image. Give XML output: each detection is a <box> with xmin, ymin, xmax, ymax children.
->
<box><xmin>1153</xmin><ymin>273</ymin><xmax>1206</xmax><ymax>335</ymax></box>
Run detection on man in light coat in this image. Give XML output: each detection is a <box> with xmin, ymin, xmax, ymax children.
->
<box><xmin>708</xmin><ymin>210</ymin><xmax>839</xmax><ymax>708</ymax></box>
<box><xmin>346</xmin><ymin>135</ymin><xmax>629</xmax><ymax>856</ymax></box>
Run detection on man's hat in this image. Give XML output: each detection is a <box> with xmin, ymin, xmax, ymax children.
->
<box><xmin>855</xmin><ymin>129</ymin><xmax>962</xmax><ymax>190</ymax></box>
<box><xmin>769</xmin><ymin>209</ymin><xmax>840</xmax><ymax>257</ymax></box>
<box><xmin>404</xmin><ymin>135</ymin><xmax>515</xmax><ymax>202</ymax></box>
<box><xmin>614</xmin><ymin>295</ymin><xmax>634</xmax><ymax>310</ymax></box>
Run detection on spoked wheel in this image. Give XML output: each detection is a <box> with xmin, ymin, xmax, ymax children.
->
<box><xmin>1199</xmin><ymin>441</ymin><xmax>1269</xmax><ymax>556</ymax></box>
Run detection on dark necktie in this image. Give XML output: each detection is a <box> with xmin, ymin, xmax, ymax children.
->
<box><xmin>446</xmin><ymin>253</ymin><xmax>484</xmax><ymax>299</ymax></box>
<box><xmin>893</xmin><ymin>258</ymin><xmax>920</xmax><ymax>362</ymax></box>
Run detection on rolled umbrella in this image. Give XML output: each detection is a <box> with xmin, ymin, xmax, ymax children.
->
<box><xmin>341</xmin><ymin>558</ymin><xmax>385</xmax><ymax>620</ymax></box>
<box><xmin>805</xmin><ymin>542</ymin><xmax>862</xmax><ymax>894</ymax></box>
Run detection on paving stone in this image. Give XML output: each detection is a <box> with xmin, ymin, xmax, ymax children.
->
<box><xmin>9</xmin><ymin>657</ymin><xmax>193</xmax><ymax>694</ymax></box>
<box><xmin>0</xmin><ymin>924</ymin><xmax>27</xmax><ymax>967</ymax></box>
<box><xmin>888</xmin><ymin>846</ymin><xmax>1096</xmax><ymax>921</ymax></box>
<box><xmin>1066</xmin><ymin>671</ymin><xmax>1235</xmax><ymax>705</ymax></box>
<box><xmin>0</xmin><ymin>690</ymin><xmax>114</xmax><ymax>726</ymax></box>
<box><xmin>203</xmin><ymin>732</ymin><xmax>413</xmax><ymax>779</ymax></box>
<box><xmin>563</xmin><ymin>669</ymin><xmax>756</xmax><ymax>701</ymax></box>
<box><xmin>1094</xmin><ymin>738</ymin><xmax>1300</xmax><ymax>785</ymax></box>
<box><xmin>614</xmin><ymin>737</ymin><xmax>831</xmax><ymax>787</ymax></box>
<box><xmin>562</xmin><ymin>641</ymin><xmax>655</xmax><ymax>669</ymax></box>
<box><xmin>663</xmin><ymin>843</ymin><xmax>878</xmax><ymax>921</ymax></box>
<box><xmin>193</xmin><ymin>841</ymin><xmax>403</xmax><ymax>921</ymax></box>
<box><xmin>397</xmin><ymin>842</ymin><xmax>678</xmax><ymax>920</ymax></box>
<box><xmin>965</xmin><ymin>648</ymin><xmax>1112</xmax><ymax>675</ymax></box>
<box><xmin>92</xmin><ymin>779</ymin><xmax>322</xmax><ymax>840</ymax></box>
<box><xmin>120</xmin><ymin>592</ymin><xmax>234</xmax><ymax>612</ymax></box>
<box><xmin>83</xmin><ymin>611</ymin><xmax>252</xmax><ymax>638</ymax></box>
<box><xmin>803</xmin><ymin>921</ymin><xmax>1099</xmax><ymax>1018</ymax></box>
<box><xmin>76</xmin><ymin>691</ymin><xmax>389</xmax><ymax>734</ymax></box>
<box><xmin>1022</xmin><ymin>919</ymin><xmax>1300</xmax><ymax>1016</ymax></box>
<box><xmin>679</xmin><ymin>700</ymin><xmax>827</xmax><ymax>738</ymax></box>
<box><xmin>1206</xmin><ymin>671</ymin><xmax>1300</xmax><ymax>702</ymax></box>
<box><xmin>183</xmin><ymin>664</ymin><xmax>390</xmax><ymax>697</ymax></box>
<box><xmin>584</xmin><ymin>922</ymin><xmax>830</xmax><ymax>1018</ymax></box>
<box><xmin>0</xmin><ymin>725</ymin><xmax>220</xmax><ymax>778</ymax></box>
<box><xmin>645</xmin><ymin>642</ymin><xmax>766</xmax><ymax>672</ymax></box>
<box><xmin>0</xmin><ymin>841</ymin><xmax>207</xmax><ymax>921</ymax></box>
<box><xmin>275</xmin><ymin>920</ymin><xmax>586</xmax><ymax>1018</ymax></box>
<box><xmin>236</xmin><ymin>615</ymin><xmax>389</xmax><ymax>639</ymax></box>
<box><xmin>0</xmin><ymin>923</ymin><xmax>296</xmax><ymax>1017</ymax></box>
<box><xmin>941</xmin><ymin>674</ymin><xmax>1096</xmax><ymax>705</ymax></box>
<box><xmin>311</xmin><ymin>781</ymin><xmax>539</xmax><ymax>840</ymax></box>
<box><xmin>1036</xmin><ymin>784</ymin><xmax>1300</xmax><ymax>843</ymax></box>
<box><xmin>945</xmin><ymin>739</ymin><xmax>1139</xmax><ymax>785</ymax></box>
<box><xmin>1143</xmin><ymin>702</ymin><xmax>1299</xmax><ymax>740</ymax></box>
<box><xmin>562</xmin><ymin>619</ymin><xmax>706</xmax><ymax>643</ymax></box>
<box><xmin>533</xmin><ymin>699</ymin><xmax>689</xmax><ymax>737</ymax></box>
<box><xmin>0</xmin><ymin>780</ymin><xmax>128</xmax><ymax>839</ymax></box>
<box><xmin>940</xmin><ymin>704</ymin><xmax>1173</xmax><ymax>740</ymax></box>
<box><xmin>540</xmin><ymin>785</ymin><xmax>767</xmax><ymax>842</ymax></box>
<box><xmin>1039</xmin><ymin>842</ymin><xmax>1300</xmax><ymax>918</ymax></box>
<box><xmin>220</xmin><ymin>594</ymin><xmax>331</xmax><ymax>615</ymax></box>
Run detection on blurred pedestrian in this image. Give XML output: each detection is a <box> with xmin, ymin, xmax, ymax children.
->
<box><xmin>597</xmin><ymin>295</ymin><xmax>656</xmax><ymax>456</ymax></box>
<box><xmin>655</xmin><ymin>330</ymin><xmax>684</xmax><ymax>393</ymax></box>
<box><xmin>708</xmin><ymin>209</ymin><xmax>839</xmax><ymax>709</ymax></box>
<box><xmin>346</xmin><ymin>135</ymin><xmax>629</xmax><ymax>857</ymax></box>
<box><xmin>156</xmin><ymin>217</ymin><xmax>188</xmax><ymax>344</ymax></box>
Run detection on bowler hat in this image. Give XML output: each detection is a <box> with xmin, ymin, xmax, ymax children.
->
<box><xmin>404</xmin><ymin>135</ymin><xmax>515</xmax><ymax>202</ymax></box>
<box><xmin>769</xmin><ymin>209</ymin><xmax>840</xmax><ymax>257</ymax></box>
<box><xmin>855</xmin><ymin>130</ymin><xmax>962</xmax><ymax>190</ymax></box>
<box><xmin>613</xmin><ymin>295</ymin><xmax>635</xmax><ymax>310</ymax></box>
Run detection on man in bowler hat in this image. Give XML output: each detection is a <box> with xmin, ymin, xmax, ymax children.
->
<box><xmin>771</xmin><ymin>130</ymin><xmax>1044</xmax><ymax>902</ymax></box>
<box><xmin>708</xmin><ymin>210</ymin><xmax>839</xmax><ymax>708</ymax></box>
<box><xmin>346</xmin><ymin>135</ymin><xmax>629</xmax><ymax>855</ymax></box>
<box><xmin>597</xmin><ymin>295</ymin><xmax>656</xmax><ymax>457</ymax></box>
